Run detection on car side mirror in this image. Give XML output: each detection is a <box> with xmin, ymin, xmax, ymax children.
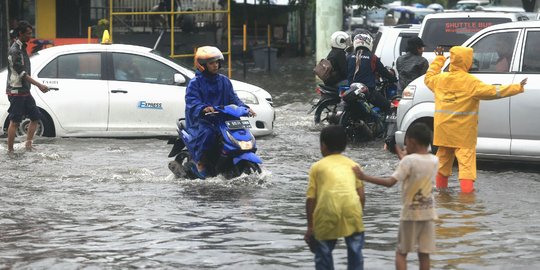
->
<box><xmin>174</xmin><ymin>73</ymin><xmax>186</xmax><ymax>85</ymax></box>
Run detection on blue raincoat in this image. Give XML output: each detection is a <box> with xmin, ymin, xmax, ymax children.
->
<box><xmin>185</xmin><ymin>71</ymin><xmax>246</xmax><ymax>163</ymax></box>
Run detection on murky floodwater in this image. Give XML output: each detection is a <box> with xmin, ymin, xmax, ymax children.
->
<box><xmin>1</xmin><ymin>58</ymin><xmax>539</xmax><ymax>269</ymax></box>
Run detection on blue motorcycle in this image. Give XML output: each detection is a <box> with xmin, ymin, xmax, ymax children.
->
<box><xmin>167</xmin><ymin>105</ymin><xmax>262</xmax><ymax>179</ymax></box>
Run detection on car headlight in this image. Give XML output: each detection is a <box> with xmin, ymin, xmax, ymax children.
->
<box><xmin>402</xmin><ymin>85</ymin><xmax>416</xmax><ymax>99</ymax></box>
<box><xmin>236</xmin><ymin>90</ymin><xmax>259</xmax><ymax>105</ymax></box>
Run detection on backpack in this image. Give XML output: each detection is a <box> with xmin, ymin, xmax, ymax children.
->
<box><xmin>313</xmin><ymin>58</ymin><xmax>333</xmax><ymax>82</ymax></box>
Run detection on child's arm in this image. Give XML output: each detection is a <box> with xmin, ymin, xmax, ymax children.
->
<box><xmin>394</xmin><ymin>144</ymin><xmax>407</xmax><ymax>160</ymax></box>
<box><xmin>357</xmin><ymin>186</ymin><xmax>365</xmax><ymax>210</ymax></box>
<box><xmin>304</xmin><ymin>198</ymin><xmax>316</xmax><ymax>244</ymax></box>
<box><xmin>353</xmin><ymin>165</ymin><xmax>398</xmax><ymax>187</ymax></box>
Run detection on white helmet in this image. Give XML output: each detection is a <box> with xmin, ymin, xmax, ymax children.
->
<box><xmin>330</xmin><ymin>31</ymin><xmax>351</xmax><ymax>49</ymax></box>
<box><xmin>353</xmin><ymin>32</ymin><xmax>374</xmax><ymax>52</ymax></box>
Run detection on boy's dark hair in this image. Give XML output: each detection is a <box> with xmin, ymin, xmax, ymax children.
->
<box><xmin>406</xmin><ymin>37</ymin><xmax>425</xmax><ymax>55</ymax></box>
<box><xmin>15</xmin><ymin>20</ymin><xmax>32</xmax><ymax>36</ymax></box>
<box><xmin>405</xmin><ymin>122</ymin><xmax>432</xmax><ymax>146</ymax></box>
<box><xmin>320</xmin><ymin>125</ymin><xmax>347</xmax><ymax>152</ymax></box>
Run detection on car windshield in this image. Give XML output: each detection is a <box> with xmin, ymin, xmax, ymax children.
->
<box><xmin>421</xmin><ymin>17</ymin><xmax>512</xmax><ymax>51</ymax></box>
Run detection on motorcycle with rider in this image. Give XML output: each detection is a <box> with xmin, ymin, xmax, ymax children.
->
<box><xmin>167</xmin><ymin>46</ymin><xmax>262</xmax><ymax>179</ymax></box>
<box><xmin>309</xmin><ymin>30</ymin><xmax>351</xmax><ymax>125</ymax></box>
<box><xmin>310</xmin><ymin>30</ymin><xmax>400</xmax><ymax>143</ymax></box>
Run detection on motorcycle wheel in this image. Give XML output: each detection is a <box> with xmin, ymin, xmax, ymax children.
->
<box><xmin>168</xmin><ymin>151</ymin><xmax>196</xmax><ymax>179</ymax></box>
<box><xmin>239</xmin><ymin>160</ymin><xmax>262</xmax><ymax>175</ymax></box>
<box><xmin>314</xmin><ymin>100</ymin><xmax>339</xmax><ymax>125</ymax></box>
<box><xmin>339</xmin><ymin>111</ymin><xmax>373</xmax><ymax>143</ymax></box>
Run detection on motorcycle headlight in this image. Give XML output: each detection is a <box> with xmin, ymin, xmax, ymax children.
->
<box><xmin>226</xmin><ymin>131</ymin><xmax>254</xmax><ymax>150</ymax></box>
<box><xmin>236</xmin><ymin>90</ymin><xmax>259</xmax><ymax>105</ymax></box>
<box><xmin>402</xmin><ymin>85</ymin><xmax>416</xmax><ymax>99</ymax></box>
<box><xmin>238</xmin><ymin>140</ymin><xmax>253</xmax><ymax>150</ymax></box>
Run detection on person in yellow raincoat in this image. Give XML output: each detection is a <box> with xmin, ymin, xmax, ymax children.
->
<box><xmin>424</xmin><ymin>46</ymin><xmax>527</xmax><ymax>193</ymax></box>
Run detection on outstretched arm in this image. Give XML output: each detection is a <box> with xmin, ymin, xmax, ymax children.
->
<box><xmin>474</xmin><ymin>77</ymin><xmax>527</xmax><ymax>100</ymax></box>
<box><xmin>353</xmin><ymin>165</ymin><xmax>397</xmax><ymax>187</ymax></box>
<box><xmin>424</xmin><ymin>46</ymin><xmax>446</xmax><ymax>93</ymax></box>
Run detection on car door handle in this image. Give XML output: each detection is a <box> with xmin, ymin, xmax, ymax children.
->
<box><xmin>48</xmin><ymin>87</ymin><xmax>59</xmax><ymax>91</ymax></box>
<box><xmin>111</xmin><ymin>90</ymin><xmax>128</xmax><ymax>93</ymax></box>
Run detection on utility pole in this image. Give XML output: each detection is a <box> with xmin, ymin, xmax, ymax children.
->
<box><xmin>315</xmin><ymin>0</ymin><xmax>342</xmax><ymax>62</ymax></box>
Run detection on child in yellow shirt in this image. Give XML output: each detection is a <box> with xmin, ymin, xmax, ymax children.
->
<box><xmin>305</xmin><ymin>125</ymin><xmax>366</xmax><ymax>269</ymax></box>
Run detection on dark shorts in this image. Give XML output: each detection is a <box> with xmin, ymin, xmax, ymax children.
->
<box><xmin>7</xmin><ymin>95</ymin><xmax>42</xmax><ymax>123</ymax></box>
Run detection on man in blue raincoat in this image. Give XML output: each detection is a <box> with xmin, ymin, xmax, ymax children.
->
<box><xmin>185</xmin><ymin>46</ymin><xmax>255</xmax><ymax>178</ymax></box>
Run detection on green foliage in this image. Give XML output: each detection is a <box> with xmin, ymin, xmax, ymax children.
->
<box><xmin>344</xmin><ymin>0</ymin><xmax>386</xmax><ymax>9</ymax></box>
<box><xmin>91</xmin><ymin>19</ymin><xmax>109</xmax><ymax>38</ymax></box>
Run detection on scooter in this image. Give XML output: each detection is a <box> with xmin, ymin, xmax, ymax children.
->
<box><xmin>167</xmin><ymin>105</ymin><xmax>262</xmax><ymax>179</ymax></box>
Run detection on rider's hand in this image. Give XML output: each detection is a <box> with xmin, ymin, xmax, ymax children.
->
<box><xmin>203</xmin><ymin>106</ymin><xmax>215</xmax><ymax>113</ymax></box>
<box><xmin>434</xmin><ymin>46</ymin><xmax>444</xmax><ymax>56</ymax></box>
<box><xmin>248</xmin><ymin>108</ymin><xmax>257</xmax><ymax>117</ymax></box>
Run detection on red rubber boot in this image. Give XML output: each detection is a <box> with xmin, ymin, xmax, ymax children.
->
<box><xmin>436</xmin><ymin>173</ymin><xmax>448</xmax><ymax>189</ymax></box>
<box><xmin>459</xmin><ymin>179</ymin><xmax>475</xmax><ymax>193</ymax></box>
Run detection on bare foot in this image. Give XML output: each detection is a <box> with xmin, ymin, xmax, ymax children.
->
<box><xmin>25</xmin><ymin>141</ymin><xmax>36</xmax><ymax>151</ymax></box>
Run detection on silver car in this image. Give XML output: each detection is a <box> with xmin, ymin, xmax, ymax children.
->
<box><xmin>395</xmin><ymin>20</ymin><xmax>540</xmax><ymax>161</ymax></box>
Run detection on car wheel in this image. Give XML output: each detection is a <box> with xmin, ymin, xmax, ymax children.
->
<box><xmin>16</xmin><ymin>114</ymin><xmax>55</xmax><ymax>137</ymax></box>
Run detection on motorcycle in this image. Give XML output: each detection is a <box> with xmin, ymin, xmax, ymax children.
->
<box><xmin>338</xmin><ymin>80</ymin><xmax>400</xmax><ymax>144</ymax></box>
<box><xmin>167</xmin><ymin>105</ymin><xmax>262</xmax><ymax>179</ymax></box>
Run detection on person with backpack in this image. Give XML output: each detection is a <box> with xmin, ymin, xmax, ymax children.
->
<box><xmin>347</xmin><ymin>32</ymin><xmax>397</xmax><ymax>113</ymax></box>
<box><xmin>323</xmin><ymin>31</ymin><xmax>351</xmax><ymax>87</ymax></box>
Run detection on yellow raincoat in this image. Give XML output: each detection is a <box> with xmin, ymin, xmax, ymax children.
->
<box><xmin>425</xmin><ymin>46</ymin><xmax>524</xmax><ymax>149</ymax></box>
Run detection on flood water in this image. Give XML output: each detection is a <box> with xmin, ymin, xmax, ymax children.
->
<box><xmin>1</xmin><ymin>57</ymin><xmax>539</xmax><ymax>269</ymax></box>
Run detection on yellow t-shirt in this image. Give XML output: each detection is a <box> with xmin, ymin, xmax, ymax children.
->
<box><xmin>306</xmin><ymin>154</ymin><xmax>364</xmax><ymax>240</ymax></box>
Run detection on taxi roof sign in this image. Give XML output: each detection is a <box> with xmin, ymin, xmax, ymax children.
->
<box><xmin>101</xmin><ymin>30</ymin><xmax>111</xmax><ymax>44</ymax></box>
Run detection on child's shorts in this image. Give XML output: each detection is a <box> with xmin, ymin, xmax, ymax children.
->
<box><xmin>397</xmin><ymin>220</ymin><xmax>435</xmax><ymax>254</ymax></box>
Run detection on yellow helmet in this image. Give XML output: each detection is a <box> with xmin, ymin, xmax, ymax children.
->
<box><xmin>195</xmin><ymin>46</ymin><xmax>224</xmax><ymax>72</ymax></box>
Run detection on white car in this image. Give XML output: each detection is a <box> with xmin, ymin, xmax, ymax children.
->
<box><xmin>0</xmin><ymin>44</ymin><xmax>275</xmax><ymax>138</ymax></box>
<box><xmin>395</xmin><ymin>20</ymin><xmax>540</xmax><ymax>162</ymax></box>
<box><xmin>373</xmin><ymin>24</ymin><xmax>421</xmax><ymax>71</ymax></box>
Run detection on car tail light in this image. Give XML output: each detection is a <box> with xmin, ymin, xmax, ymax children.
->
<box><xmin>315</xmin><ymin>86</ymin><xmax>321</xmax><ymax>95</ymax></box>
<box><xmin>391</xmin><ymin>99</ymin><xmax>400</xmax><ymax>108</ymax></box>
<box><xmin>402</xmin><ymin>85</ymin><xmax>416</xmax><ymax>99</ymax></box>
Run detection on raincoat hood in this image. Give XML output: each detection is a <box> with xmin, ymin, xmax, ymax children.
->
<box><xmin>449</xmin><ymin>46</ymin><xmax>473</xmax><ymax>72</ymax></box>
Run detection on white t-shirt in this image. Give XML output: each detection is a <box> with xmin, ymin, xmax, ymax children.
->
<box><xmin>392</xmin><ymin>153</ymin><xmax>438</xmax><ymax>221</ymax></box>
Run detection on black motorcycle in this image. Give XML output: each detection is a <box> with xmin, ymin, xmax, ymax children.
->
<box><xmin>338</xmin><ymin>81</ymin><xmax>400</xmax><ymax>144</ymax></box>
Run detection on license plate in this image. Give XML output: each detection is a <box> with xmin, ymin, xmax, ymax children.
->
<box><xmin>225</xmin><ymin>120</ymin><xmax>252</xmax><ymax>129</ymax></box>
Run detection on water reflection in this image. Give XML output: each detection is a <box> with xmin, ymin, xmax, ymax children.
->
<box><xmin>436</xmin><ymin>191</ymin><xmax>489</xmax><ymax>267</ymax></box>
